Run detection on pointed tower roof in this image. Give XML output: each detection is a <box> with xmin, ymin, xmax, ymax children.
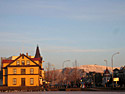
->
<box><xmin>104</xmin><ymin>68</ymin><xmax>110</xmax><ymax>74</ymax></box>
<box><xmin>35</xmin><ymin>45</ymin><xmax>41</xmax><ymax>59</ymax></box>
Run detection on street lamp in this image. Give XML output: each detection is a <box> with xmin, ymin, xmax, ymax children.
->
<box><xmin>111</xmin><ymin>52</ymin><xmax>119</xmax><ymax>88</ymax></box>
<box><xmin>104</xmin><ymin>60</ymin><xmax>108</xmax><ymax>87</ymax></box>
<box><xmin>61</xmin><ymin>60</ymin><xmax>71</xmax><ymax>87</ymax></box>
<box><xmin>62</xmin><ymin>60</ymin><xmax>71</xmax><ymax>68</ymax></box>
<box><xmin>104</xmin><ymin>60</ymin><xmax>108</xmax><ymax>68</ymax></box>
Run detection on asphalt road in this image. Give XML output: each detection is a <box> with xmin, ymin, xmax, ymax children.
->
<box><xmin>0</xmin><ymin>91</ymin><xmax>125</xmax><ymax>94</ymax></box>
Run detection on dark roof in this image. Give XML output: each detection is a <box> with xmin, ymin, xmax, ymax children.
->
<box><xmin>104</xmin><ymin>68</ymin><xmax>110</xmax><ymax>74</ymax></box>
<box><xmin>119</xmin><ymin>66</ymin><xmax>125</xmax><ymax>73</ymax></box>
<box><xmin>31</xmin><ymin>58</ymin><xmax>41</xmax><ymax>61</ymax></box>
<box><xmin>2</xmin><ymin>60</ymin><xmax>14</xmax><ymax>63</ymax></box>
<box><xmin>35</xmin><ymin>46</ymin><xmax>41</xmax><ymax>57</ymax></box>
<box><xmin>35</xmin><ymin>45</ymin><xmax>42</xmax><ymax>61</ymax></box>
<box><xmin>113</xmin><ymin>68</ymin><xmax>119</xmax><ymax>71</ymax></box>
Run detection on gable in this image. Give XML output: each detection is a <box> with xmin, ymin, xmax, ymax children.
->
<box><xmin>7</xmin><ymin>54</ymin><xmax>39</xmax><ymax>67</ymax></box>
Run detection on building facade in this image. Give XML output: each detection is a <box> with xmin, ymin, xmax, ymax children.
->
<box><xmin>119</xmin><ymin>66</ymin><xmax>125</xmax><ymax>87</ymax></box>
<box><xmin>102</xmin><ymin>68</ymin><xmax>111</xmax><ymax>87</ymax></box>
<box><xmin>2</xmin><ymin>46</ymin><xmax>44</xmax><ymax>87</ymax></box>
<box><xmin>113</xmin><ymin>68</ymin><xmax>119</xmax><ymax>78</ymax></box>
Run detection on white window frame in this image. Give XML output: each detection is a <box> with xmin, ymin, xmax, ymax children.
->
<box><xmin>13</xmin><ymin>69</ymin><xmax>17</xmax><ymax>74</ymax></box>
<box><xmin>21</xmin><ymin>60</ymin><xmax>25</xmax><ymax>65</ymax></box>
<box><xmin>16</xmin><ymin>60</ymin><xmax>20</xmax><ymax>65</ymax></box>
<box><xmin>30</xmin><ymin>78</ymin><xmax>34</xmax><ymax>85</ymax></box>
<box><xmin>30</xmin><ymin>68</ymin><xmax>34</xmax><ymax>74</ymax></box>
<box><xmin>26</xmin><ymin>60</ymin><xmax>30</xmax><ymax>65</ymax></box>
<box><xmin>13</xmin><ymin>78</ymin><xmax>16</xmax><ymax>85</ymax></box>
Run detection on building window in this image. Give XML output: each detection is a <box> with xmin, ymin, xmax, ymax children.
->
<box><xmin>17</xmin><ymin>60</ymin><xmax>20</xmax><ymax>65</ymax></box>
<box><xmin>26</xmin><ymin>60</ymin><xmax>30</xmax><ymax>65</ymax></box>
<box><xmin>13</xmin><ymin>78</ymin><xmax>16</xmax><ymax>85</ymax></box>
<box><xmin>22</xmin><ymin>56</ymin><xmax>24</xmax><ymax>59</ymax></box>
<box><xmin>30</xmin><ymin>68</ymin><xmax>34</xmax><ymax>74</ymax></box>
<box><xmin>13</xmin><ymin>69</ymin><xmax>16</xmax><ymax>74</ymax></box>
<box><xmin>21</xmin><ymin>69</ymin><xmax>26</xmax><ymax>74</ymax></box>
<box><xmin>30</xmin><ymin>78</ymin><xmax>34</xmax><ymax>85</ymax></box>
<box><xmin>22</xmin><ymin>60</ymin><xmax>25</xmax><ymax>65</ymax></box>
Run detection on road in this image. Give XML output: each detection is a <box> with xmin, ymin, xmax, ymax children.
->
<box><xmin>0</xmin><ymin>91</ymin><xmax>125</xmax><ymax>94</ymax></box>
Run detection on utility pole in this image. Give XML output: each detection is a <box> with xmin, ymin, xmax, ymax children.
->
<box><xmin>104</xmin><ymin>60</ymin><xmax>108</xmax><ymax>87</ymax></box>
<box><xmin>111</xmin><ymin>52</ymin><xmax>119</xmax><ymax>88</ymax></box>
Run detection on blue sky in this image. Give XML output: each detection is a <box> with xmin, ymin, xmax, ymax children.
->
<box><xmin>0</xmin><ymin>0</ymin><xmax>125</xmax><ymax>69</ymax></box>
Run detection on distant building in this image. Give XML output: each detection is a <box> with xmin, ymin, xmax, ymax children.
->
<box><xmin>2</xmin><ymin>46</ymin><xmax>45</xmax><ymax>87</ymax></box>
<box><xmin>83</xmin><ymin>72</ymin><xmax>94</xmax><ymax>87</ymax></box>
<box><xmin>102</xmin><ymin>68</ymin><xmax>111</xmax><ymax>87</ymax></box>
<box><xmin>84</xmin><ymin>72</ymin><xmax>103</xmax><ymax>87</ymax></box>
<box><xmin>119</xmin><ymin>66</ymin><xmax>125</xmax><ymax>87</ymax></box>
<box><xmin>113</xmin><ymin>68</ymin><xmax>119</xmax><ymax>78</ymax></box>
<box><xmin>95</xmin><ymin>73</ymin><xmax>103</xmax><ymax>86</ymax></box>
<box><xmin>0</xmin><ymin>69</ymin><xmax>3</xmax><ymax>85</ymax></box>
<box><xmin>112</xmin><ymin>68</ymin><xmax>120</xmax><ymax>87</ymax></box>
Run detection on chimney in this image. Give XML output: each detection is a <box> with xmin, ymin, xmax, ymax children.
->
<box><xmin>29</xmin><ymin>55</ymin><xmax>31</xmax><ymax>58</ymax></box>
<box><xmin>26</xmin><ymin>53</ymin><xmax>28</xmax><ymax>56</ymax></box>
<box><xmin>20</xmin><ymin>53</ymin><xmax>21</xmax><ymax>56</ymax></box>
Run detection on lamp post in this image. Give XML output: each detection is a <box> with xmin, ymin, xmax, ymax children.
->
<box><xmin>61</xmin><ymin>60</ymin><xmax>71</xmax><ymax>87</ymax></box>
<box><xmin>104</xmin><ymin>60</ymin><xmax>108</xmax><ymax>68</ymax></box>
<box><xmin>104</xmin><ymin>60</ymin><xmax>108</xmax><ymax>87</ymax></box>
<box><xmin>62</xmin><ymin>60</ymin><xmax>71</xmax><ymax>68</ymax></box>
<box><xmin>111</xmin><ymin>52</ymin><xmax>119</xmax><ymax>88</ymax></box>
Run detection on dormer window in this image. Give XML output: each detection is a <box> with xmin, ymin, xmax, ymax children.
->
<box><xmin>26</xmin><ymin>60</ymin><xmax>30</xmax><ymax>65</ymax></box>
<box><xmin>22</xmin><ymin>56</ymin><xmax>24</xmax><ymax>59</ymax></box>
<box><xmin>16</xmin><ymin>60</ymin><xmax>20</xmax><ymax>65</ymax></box>
<box><xmin>22</xmin><ymin>60</ymin><xmax>25</xmax><ymax>65</ymax></box>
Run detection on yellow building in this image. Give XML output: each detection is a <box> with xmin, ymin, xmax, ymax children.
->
<box><xmin>2</xmin><ymin>46</ymin><xmax>44</xmax><ymax>87</ymax></box>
